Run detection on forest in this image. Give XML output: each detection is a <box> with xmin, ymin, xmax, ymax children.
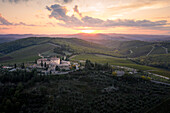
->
<box><xmin>0</xmin><ymin>61</ymin><xmax>170</xmax><ymax>113</ymax></box>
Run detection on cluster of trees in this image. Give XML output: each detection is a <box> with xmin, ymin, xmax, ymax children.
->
<box><xmin>132</xmin><ymin>54</ymin><xmax>170</xmax><ymax>70</ymax></box>
<box><xmin>0</xmin><ymin>69</ymin><xmax>50</xmax><ymax>113</ymax></box>
<box><xmin>53</xmin><ymin>44</ymin><xmax>73</xmax><ymax>56</ymax></box>
<box><xmin>0</xmin><ymin>64</ymin><xmax>169</xmax><ymax>113</ymax></box>
<box><xmin>85</xmin><ymin>60</ymin><xmax>112</xmax><ymax>71</ymax></box>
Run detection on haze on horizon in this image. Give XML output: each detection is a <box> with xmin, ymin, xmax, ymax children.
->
<box><xmin>0</xmin><ymin>0</ymin><xmax>170</xmax><ymax>35</ymax></box>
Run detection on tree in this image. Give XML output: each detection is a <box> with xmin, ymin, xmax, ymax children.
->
<box><xmin>14</xmin><ymin>64</ymin><xmax>17</xmax><ymax>68</ymax></box>
<box><xmin>62</xmin><ymin>57</ymin><xmax>64</xmax><ymax>60</ymax></box>
<box><xmin>85</xmin><ymin>60</ymin><xmax>94</xmax><ymax>70</ymax></box>
<box><xmin>41</xmin><ymin>60</ymin><xmax>43</xmax><ymax>67</ymax></box>
<box><xmin>60</xmin><ymin>57</ymin><xmax>62</xmax><ymax>64</ymax></box>
<box><xmin>55</xmin><ymin>66</ymin><xmax>60</xmax><ymax>71</ymax></box>
<box><xmin>65</xmin><ymin>56</ymin><xmax>69</xmax><ymax>61</ymax></box>
<box><xmin>44</xmin><ymin>62</ymin><xmax>47</xmax><ymax>68</ymax></box>
<box><xmin>21</xmin><ymin>63</ymin><xmax>25</xmax><ymax>69</ymax></box>
<box><xmin>35</xmin><ymin>59</ymin><xmax>37</xmax><ymax>64</ymax></box>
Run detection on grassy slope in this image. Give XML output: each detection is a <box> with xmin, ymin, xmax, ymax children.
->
<box><xmin>101</xmin><ymin>40</ymin><xmax>170</xmax><ymax>57</ymax></box>
<box><xmin>0</xmin><ymin>37</ymin><xmax>114</xmax><ymax>63</ymax></box>
<box><xmin>71</xmin><ymin>54</ymin><xmax>170</xmax><ymax>77</ymax></box>
<box><xmin>135</xmin><ymin>54</ymin><xmax>170</xmax><ymax>64</ymax></box>
<box><xmin>0</xmin><ymin>43</ymin><xmax>56</xmax><ymax>64</ymax></box>
<box><xmin>151</xmin><ymin>47</ymin><xmax>166</xmax><ymax>54</ymax></box>
<box><xmin>50</xmin><ymin>38</ymin><xmax>117</xmax><ymax>56</ymax></box>
<box><xmin>0</xmin><ymin>37</ymin><xmax>51</xmax><ymax>54</ymax></box>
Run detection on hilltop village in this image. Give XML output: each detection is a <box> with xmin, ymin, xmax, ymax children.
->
<box><xmin>2</xmin><ymin>53</ymin><xmax>80</xmax><ymax>75</ymax></box>
<box><xmin>34</xmin><ymin>56</ymin><xmax>79</xmax><ymax>75</ymax></box>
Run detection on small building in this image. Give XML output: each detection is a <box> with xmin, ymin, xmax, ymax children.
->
<box><xmin>58</xmin><ymin>64</ymin><xmax>71</xmax><ymax>70</ymax></box>
<box><xmin>61</xmin><ymin>60</ymin><xmax>70</xmax><ymax>65</ymax></box>
<box><xmin>50</xmin><ymin>57</ymin><xmax>60</xmax><ymax>65</ymax></box>
<box><xmin>2</xmin><ymin>66</ymin><xmax>12</xmax><ymax>69</ymax></box>
<box><xmin>37</xmin><ymin>58</ymin><xmax>48</xmax><ymax>64</ymax></box>
<box><xmin>37</xmin><ymin>57</ymin><xmax>60</xmax><ymax>65</ymax></box>
<box><xmin>9</xmin><ymin>68</ymin><xmax>17</xmax><ymax>72</ymax></box>
<box><xmin>115</xmin><ymin>70</ymin><xmax>125</xmax><ymax>76</ymax></box>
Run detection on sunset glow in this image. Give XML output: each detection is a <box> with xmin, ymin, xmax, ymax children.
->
<box><xmin>81</xmin><ymin>30</ymin><xmax>96</xmax><ymax>33</ymax></box>
<box><xmin>0</xmin><ymin>0</ymin><xmax>170</xmax><ymax>35</ymax></box>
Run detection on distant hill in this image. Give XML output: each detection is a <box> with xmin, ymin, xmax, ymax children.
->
<box><xmin>56</xmin><ymin>33</ymin><xmax>170</xmax><ymax>42</ymax></box>
<box><xmin>0</xmin><ymin>33</ymin><xmax>169</xmax><ymax>44</ymax></box>
<box><xmin>0</xmin><ymin>34</ymin><xmax>37</xmax><ymax>43</ymax></box>
<box><xmin>107</xmin><ymin>33</ymin><xmax>170</xmax><ymax>42</ymax></box>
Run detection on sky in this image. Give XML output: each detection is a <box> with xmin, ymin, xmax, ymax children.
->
<box><xmin>0</xmin><ymin>0</ymin><xmax>170</xmax><ymax>35</ymax></box>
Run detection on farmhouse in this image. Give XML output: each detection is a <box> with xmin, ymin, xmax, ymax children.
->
<box><xmin>36</xmin><ymin>57</ymin><xmax>72</xmax><ymax>72</ymax></box>
<box><xmin>37</xmin><ymin>57</ymin><xmax>60</xmax><ymax>65</ymax></box>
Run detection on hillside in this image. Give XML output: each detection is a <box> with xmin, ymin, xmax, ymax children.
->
<box><xmin>0</xmin><ymin>37</ymin><xmax>113</xmax><ymax>63</ymax></box>
<box><xmin>96</xmin><ymin>40</ymin><xmax>170</xmax><ymax>57</ymax></box>
<box><xmin>0</xmin><ymin>43</ymin><xmax>57</xmax><ymax>63</ymax></box>
<box><xmin>132</xmin><ymin>54</ymin><xmax>170</xmax><ymax>70</ymax></box>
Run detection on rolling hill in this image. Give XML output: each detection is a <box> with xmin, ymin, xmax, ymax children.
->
<box><xmin>0</xmin><ymin>36</ymin><xmax>169</xmax><ymax>64</ymax></box>
<box><xmin>95</xmin><ymin>40</ymin><xmax>170</xmax><ymax>57</ymax></box>
<box><xmin>0</xmin><ymin>37</ymin><xmax>113</xmax><ymax>63</ymax></box>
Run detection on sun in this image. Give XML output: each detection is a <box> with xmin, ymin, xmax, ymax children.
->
<box><xmin>81</xmin><ymin>30</ymin><xmax>96</xmax><ymax>33</ymax></box>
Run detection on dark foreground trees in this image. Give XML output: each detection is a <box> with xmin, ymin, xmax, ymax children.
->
<box><xmin>0</xmin><ymin>63</ymin><xmax>170</xmax><ymax>113</ymax></box>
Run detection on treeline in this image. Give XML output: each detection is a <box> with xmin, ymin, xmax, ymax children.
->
<box><xmin>53</xmin><ymin>44</ymin><xmax>74</xmax><ymax>55</ymax></box>
<box><xmin>85</xmin><ymin>60</ymin><xmax>112</xmax><ymax>71</ymax></box>
<box><xmin>132</xmin><ymin>54</ymin><xmax>170</xmax><ymax>70</ymax></box>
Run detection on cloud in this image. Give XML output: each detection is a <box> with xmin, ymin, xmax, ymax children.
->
<box><xmin>46</xmin><ymin>4</ymin><xmax>83</xmax><ymax>27</ymax></box>
<box><xmin>1</xmin><ymin>0</ymin><xmax>29</xmax><ymax>3</ymax></box>
<box><xmin>14</xmin><ymin>22</ymin><xmax>37</xmax><ymax>26</ymax></box>
<box><xmin>46</xmin><ymin>4</ymin><xmax>169</xmax><ymax>29</ymax></box>
<box><xmin>1</xmin><ymin>0</ymin><xmax>72</xmax><ymax>4</ymax></box>
<box><xmin>0</xmin><ymin>27</ymin><xmax>10</xmax><ymax>30</ymax></box>
<box><xmin>73</xmin><ymin>5</ymin><xmax>82</xmax><ymax>17</ymax></box>
<box><xmin>0</xmin><ymin>14</ymin><xmax>12</xmax><ymax>25</ymax></box>
<box><xmin>82</xmin><ymin>16</ymin><xmax>104</xmax><ymax>26</ymax></box>
<box><xmin>154</xmin><ymin>16</ymin><xmax>170</xmax><ymax>19</ymax></box>
<box><xmin>103</xmin><ymin>19</ymin><xmax>167</xmax><ymax>27</ymax></box>
<box><xmin>0</xmin><ymin>13</ymin><xmax>37</xmax><ymax>26</ymax></box>
<box><xmin>55</xmin><ymin>0</ymin><xmax>72</xmax><ymax>4</ymax></box>
<box><xmin>106</xmin><ymin>0</ymin><xmax>170</xmax><ymax>15</ymax></box>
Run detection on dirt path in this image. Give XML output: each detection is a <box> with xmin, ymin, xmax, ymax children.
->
<box><xmin>47</xmin><ymin>43</ymin><xmax>61</xmax><ymax>48</ymax></box>
<box><xmin>151</xmin><ymin>80</ymin><xmax>170</xmax><ymax>86</ymax></box>
<box><xmin>148</xmin><ymin>72</ymin><xmax>169</xmax><ymax>80</ymax></box>
<box><xmin>162</xmin><ymin>46</ymin><xmax>168</xmax><ymax>54</ymax></box>
<box><xmin>69</xmin><ymin>55</ymin><xmax>77</xmax><ymax>59</ymax></box>
<box><xmin>129</xmin><ymin>49</ymin><xmax>133</xmax><ymax>54</ymax></box>
<box><xmin>146</xmin><ymin>46</ymin><xmax>155</xmax><ymax>56</ymax></box>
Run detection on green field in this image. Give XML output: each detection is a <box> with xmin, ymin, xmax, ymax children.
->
<box><xmin>71</xmin><ymin>54</ymin><xmax>170</xmax><ymax>77</ymax></box>
<box><xmin>0</xmin><ymin>43</ymin><xmax>56</xmax><ymax>64</ymax></box>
